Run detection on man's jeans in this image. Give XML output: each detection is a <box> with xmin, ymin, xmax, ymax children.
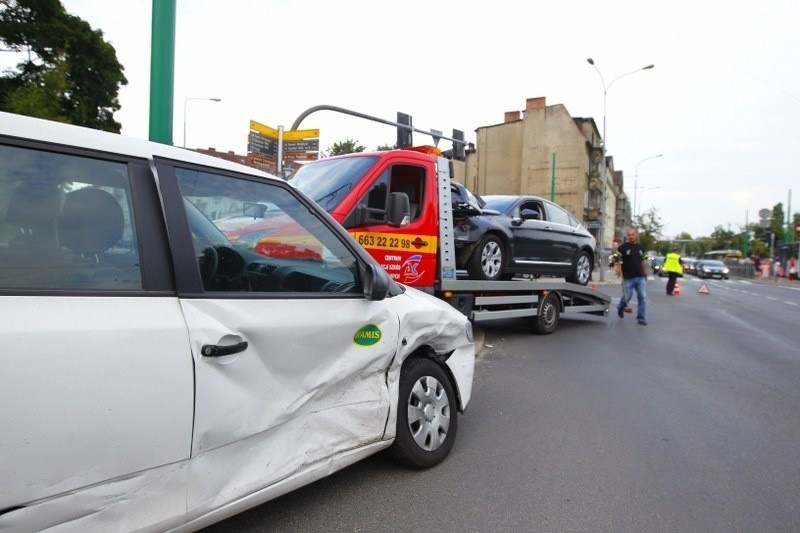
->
<box><xmin>618</xmin><ymin>275</ymin><xmax>647</xmax><ymax>321</ymax></box>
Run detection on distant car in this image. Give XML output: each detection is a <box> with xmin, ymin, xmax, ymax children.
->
<box><xmin>697</xmin><ymin>259</ymin><xmax>730</xmax><ymax>279</ymax></box>
<box><xmin>453</xmin><ymin>189</ymin><xmax>596</xmax><ymax>285</ymax></box>
<box><xmin>682</xmin><ymin>257</ymin><xmax>698</xmax><ymax>276</ymax></box>
<box><xmin>651</xmin><ymin>256</ymin><xmax>666</xmax><ymax>277</ymax></box>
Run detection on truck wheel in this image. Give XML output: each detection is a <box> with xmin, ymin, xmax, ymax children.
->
<box><xmin>566</xmin><ymin>251</ymin><xmax>592</xmax><ymax>285</ymax></box>
<box><xmin>467</xmin><ymin>235</ymin><xmax>504</xmax><ymax>281</ymax></box>
<box><xmin>389</xmin><ymin>358</ymin><xmax>457</xmax><ymax>469</ymax></box>
<box><xmin>529</xmin><ymin>291</ymin><xmax>560</xmax><ymax>335</ymax></box>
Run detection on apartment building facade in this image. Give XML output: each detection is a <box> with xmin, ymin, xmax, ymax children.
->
<box><xmin>463</xmin><ymin>96</ymin><xmax>631</xmax><ymax>250</ymax></box>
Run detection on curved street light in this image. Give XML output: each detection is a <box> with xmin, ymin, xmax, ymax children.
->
<box><xmin>637</xmin><ymin>186</ymin><xmax>661</xmax><ymax>218</ymax></box>
<box><xmin>634</xmin><ymin>153</ymin><xmax>663</xmax><ymax>218</ymax></box>
<box><xmin>586</xmin><ymin>58</ymin><xmax>655</xmax><ymax>280</ymax></box>
<box><xmin>183</xmin><ymin>97</ymin><xmax>222</xmax><ymax>148</ymax></box>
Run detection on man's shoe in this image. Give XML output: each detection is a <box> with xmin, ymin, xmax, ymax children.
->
<box><xmin>617</xmin><ymin>307</ymin><xmax>624</xmax><ymax>318</ymax></box>
<box><xmin>637</xmin><ymin>319</ymin><xmax>647</xmax><ymax>326</ymax></box>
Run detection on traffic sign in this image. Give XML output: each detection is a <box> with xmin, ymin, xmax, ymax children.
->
<box><xmin>284</xmin><ymin>129</ymin><xmax>320</xmax><ymax>141</ymax></box>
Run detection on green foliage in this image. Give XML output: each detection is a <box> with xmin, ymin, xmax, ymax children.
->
<box><xmin>632</xmin><ymin>207</ymin><xmax>664</xmax><ymax>251</ymax></box>
<box><xmin>0</xmin><ymin>0</ymin><xmax>127</xmax><ymax>132</ymax></box>
<box><xmin>325</xmin><ymin>139</ymin><xmax>366</xmax><ymax>156</ymax></box>
<box><xmin>770</xmin><ymin>203</ymin><xmax>785</xmax><ymax>244</ymax></box>
<box><xmin>376</xmin><ymin>144</ymin><xmax>394</xmax><ymax>151</ymax></box>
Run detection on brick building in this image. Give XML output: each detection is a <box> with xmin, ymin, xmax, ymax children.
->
<box><xmin>463</xmin><ymin>96</ymin><xmax>631</xmax><ymax>249</ymax></box>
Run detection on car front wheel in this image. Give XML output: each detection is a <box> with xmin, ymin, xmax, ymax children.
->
<box><xmin>389</xmin><ymin>358</ymin><xmax>458</xmax><ymax>469</ymax></box>
<box><xmin>566</xmin><ymin>251</ymin><xmax>592</xmax><ymax>285</ymax></box>
<box><xmin>467</xmin><ymin>235</ymin><xmax>504</xmax><ymax>281</ymax></box>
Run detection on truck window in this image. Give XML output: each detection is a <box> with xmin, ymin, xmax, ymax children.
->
<box><xmin>354</xmin><ymin>164</ymin><xmax>425</xmax><ymax>225</ymax></box>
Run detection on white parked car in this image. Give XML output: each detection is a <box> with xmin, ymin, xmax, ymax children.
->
<box><xmin>0</xmin><ymin>112</ymin><xmax>475</xmax><ymax>532</ymax></box>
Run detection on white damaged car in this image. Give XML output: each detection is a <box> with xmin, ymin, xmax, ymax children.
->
<box><xmin>0</xmin><ymin>112</ymin><xmax>475</xmax><ymax>532</ymax></box>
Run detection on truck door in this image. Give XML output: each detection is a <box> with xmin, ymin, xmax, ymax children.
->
<box><xmin>343</xmin><ymin>161</ymin><xmax>438</xmax><ymax>287</ymax></box>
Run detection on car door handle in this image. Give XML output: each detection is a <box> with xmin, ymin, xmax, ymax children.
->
<box><xmin>201</xmin><ymin>341</ymin><xmax>249</xmax><ymax>358</ymax></box>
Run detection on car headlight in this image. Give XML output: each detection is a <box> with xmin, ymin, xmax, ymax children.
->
<box><xmin>465</xmin><ymin>321</ymin><xmax>474</xmax><ymax>343</ymax></box>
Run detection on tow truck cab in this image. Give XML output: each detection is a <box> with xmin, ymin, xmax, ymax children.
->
<box><xmin>290</xmin><ymin>146</ymin><xmax>443</xmax><ymax>288</ymax></box>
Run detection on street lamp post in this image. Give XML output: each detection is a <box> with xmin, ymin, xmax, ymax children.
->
<box><xmin>637</xmin><ymin>185</ymin><xmax>661</xmax><ymax>217</ymax></box>
<box><xmin>587</xmin><ymin>58</ymin><xmax>654</xmax><ymax>281</ymax></box>
<box><xmin>633</xmin><ymin>153</ymin><xmax>663</xmax><ymax>218</ymax></box>
<box><xmin>183</xmin><ymin>97</ymin><xmax>221</xmax><ymax>148</ymax></box>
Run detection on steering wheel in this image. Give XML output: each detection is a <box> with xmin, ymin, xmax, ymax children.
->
<box><xmin>197</xmin><ymin>244</ymin><xmax>219</xmax><ymax>288</ymax></box>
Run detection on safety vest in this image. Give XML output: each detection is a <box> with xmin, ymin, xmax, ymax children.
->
<box><xmin>663</xmin><ymin>252</ymin><xmax>684</xmax><ymax>275</ymax></box>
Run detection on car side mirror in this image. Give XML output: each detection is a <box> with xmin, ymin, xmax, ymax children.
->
<box><xmin>521</xmin><ymin>208</ymin><xmax>540</xmax><ymax>220</ymax></box>
<box><xmin>363</xmin><ymin>263</ymin><xmax>390</xmax><ymax>301</ymax></box>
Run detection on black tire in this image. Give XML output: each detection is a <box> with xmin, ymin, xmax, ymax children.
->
<box><xmin>467</xmin><ymin>234</ymin><xmax>504</xmax><ymax>281</ymax></box>
<box><xmin>566</xmin><ymin>250</ymin><xmax>592</xmax><ymax>285</ymax></box>
<box><xmin>389</xmin><ymin>358</ymin><xmax>458</xmax><ymax>469</ymax></box>
<box><xmin>529</xmin><ymin>291</ymin><xmax>560</xmax><ymax>335</ymax></box>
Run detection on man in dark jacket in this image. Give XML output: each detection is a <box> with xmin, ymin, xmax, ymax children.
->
<box><xmin>615</xmin><ymin>227</ymin><xmax>649</xmax><ymax>325</ymax></box>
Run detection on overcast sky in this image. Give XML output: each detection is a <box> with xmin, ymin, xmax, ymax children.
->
<box><xmin>6</xmin><ymin>0</ymin><xmax>799</xmax><ymax>238</ymax></box>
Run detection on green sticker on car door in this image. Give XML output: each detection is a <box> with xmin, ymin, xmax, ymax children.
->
<box><xmin>353</xmin><ymin>324</ymin><xmax>382</xmax><ymax>346</ymax></box>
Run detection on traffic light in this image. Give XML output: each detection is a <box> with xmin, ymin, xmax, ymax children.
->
<box><xmin>452</xmin><ymin>129</ymin><xmax>465</xmax><ymax>161</ymax></box>
<box><xmin>396</xmin><ymin>112</ymin><xmax>412</xmax><ymax>148</ymax></box>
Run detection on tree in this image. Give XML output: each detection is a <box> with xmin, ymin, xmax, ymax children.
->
<box><xmin>325</xmin><ymin>139</ymin><xmax>365</xmax><ymax>156</ymax></box>
<box><xmin>708</xmin><ymin>225</ymin><xmax>736</xmax><ymax>250</ymax></box>
<box><xmin>0</xmin><ymin>0</ymin><xmax>127</xmax><ymax>132</ymax></box>
<box><xmin>770</xmin><ymin>203</ymin><xmax>785</xmax><ymax>244</ymax></box>
<box><xmin>633</xmin><ymin>207</ymin><xmax>664</xmax><ymax>251</ymax></box>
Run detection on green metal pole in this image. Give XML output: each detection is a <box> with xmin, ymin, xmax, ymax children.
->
<box><xmin>786</xmin><ymin>189</ymin><xmax>792</xmax><ymax>244</ymax></box>
<box><xmin>743</xmin><ymin>210</ymin><xmax>749</xmax><ymax>258</ymax></box>
<box><xmin>550</xmin><ymin>152</ymin><xmax>556</xmax><ymax>202</ymax></box>
<box><xmin>149</xmin><ymin>0</ymin><xmax>176</xmax><ymax>144</ymax></box>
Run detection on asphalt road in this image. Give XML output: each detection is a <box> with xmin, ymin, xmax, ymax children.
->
<box><xmin>204</xmin><ymin>275</ymin><xmax>800</xmax><ymax>532</ymax></box>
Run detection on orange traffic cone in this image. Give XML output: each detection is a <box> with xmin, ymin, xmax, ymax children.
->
<box><xmin>673</xmin><ymin>280</ymin><xmax>681</xmax><ymax>295</ymax></box>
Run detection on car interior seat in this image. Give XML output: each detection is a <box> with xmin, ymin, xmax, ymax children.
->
<box><xmin>399</xmin><ymin>184</ymin><xmax>419</xmax><ymax>219</ymax></box>
<box><xmin>57</xmin><ymin>188</ymin><xmax>126</xmax><ymax>287</ymax></box>
<box><xmin>58</xmin><ymin>187</ymin><xmax>124</xmax><ymax>258</ymax></box>
<box><xmin>1</xmin><ymin>181</ymin><xmax>66</xmax><ymax>286</ymax></box>
<box><xmin>5</xmin><ymin>181</ymin><xmax>63</xmax><ymax>246</ymax></box>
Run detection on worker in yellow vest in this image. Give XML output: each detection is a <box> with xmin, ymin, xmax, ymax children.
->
<box><xmin>663</xmin><ymin>247</ymin><xmax>684</xmax><ymax>295</ymax></box>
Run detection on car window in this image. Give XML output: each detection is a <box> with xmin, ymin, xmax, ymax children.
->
<box><xmin>0</xmin><ymin>143</ymin><xmax>141</xmax><ymax>290</ymax></box>
<box><xmin>175</xmin><ymin>167</ymin><xmax>362</xmax><ymax>294</ymax></box>
<box><xmin>543</xmin><ymin>201</ymin><xmax>572</xmax><ymax>226</ymax></box>
<box><xmin>482</xmin><ymin>196</ymin><xmax>517</xmax><ymax>213</ymax></box>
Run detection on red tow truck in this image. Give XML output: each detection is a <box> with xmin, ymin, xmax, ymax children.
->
<box><xmin>288</xmin><ymin>106</ymin><xmax>610</xmax><ymax>333</ymax></box>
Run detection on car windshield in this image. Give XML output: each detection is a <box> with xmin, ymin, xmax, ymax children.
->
<box><xmin>482</xmin><ymin>196</ymin><xmax>517</xmax><ymax>213</ymax></box>
<box><xmin>289</xmin><ymin>156</ymin><xmax>378</xmax><ymax>213</ymax></box>
<box><xmin>702</xmin><ymin>260</ymin><xmax>725</xmax><ymax>267</ymax></box>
